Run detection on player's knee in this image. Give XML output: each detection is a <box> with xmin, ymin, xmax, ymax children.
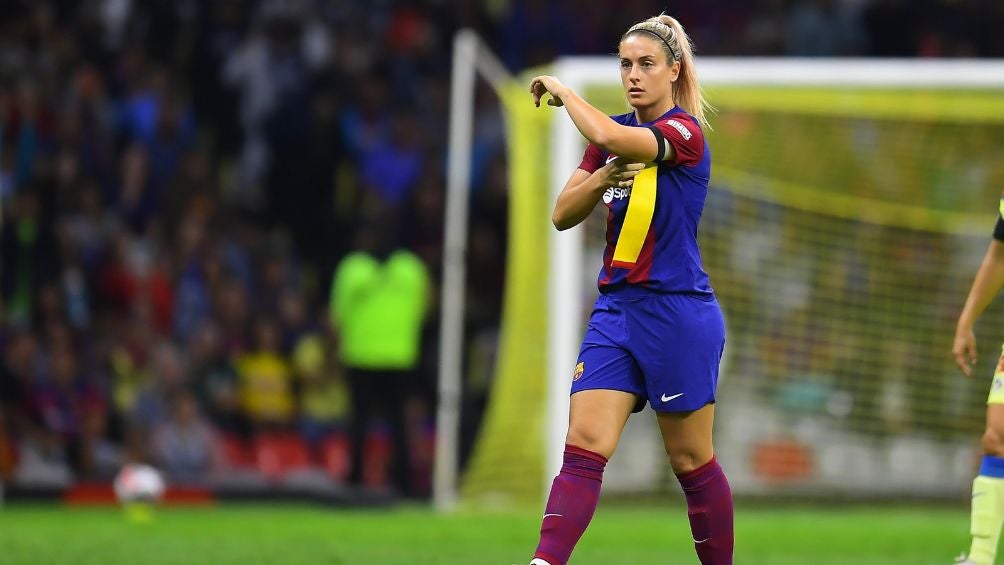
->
<box><xmin>982</xmin><ymin>427</ymin><xmax>1004</xmax><ymax>456</ymax></box>
<box><xmin>565</xmin><ymin>427</ymin><xmax>614</xmax><ymax>459</ymax></box>
<box><xmin>665</xmin><ymin>447</ymin><xmax>704</xmax><ymax>475</ymax></box>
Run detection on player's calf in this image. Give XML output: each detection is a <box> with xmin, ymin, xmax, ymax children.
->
<box><xmin>531</xmin><ymin>445</ymin><xmax>608</xmax><ymax>565</ymax></box>
<box><xmin>676</xmin><ymin>456</ymin><xmax>734</xmax><ymax>565</ymax></box>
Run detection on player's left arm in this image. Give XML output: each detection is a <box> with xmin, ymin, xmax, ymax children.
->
<box><xmin>954</xmin><ymin>237</ymin><xmax>1004</xmax><ymax>376</ymax></box>
<box><xmin>530</xmin><ymin>75</ymin><xmax>700</xmax><ymax>164</ymax></box>
<box><xmin>958</xmin><ymin>240</ymin><xmax>1004</xmax><ymax>327</ymax></box>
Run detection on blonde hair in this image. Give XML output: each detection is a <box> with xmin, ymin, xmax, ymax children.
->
<box><xmin>622</xmin><ymin>14</ymin><xmax>713</xmax><ymax>128</ymax></box>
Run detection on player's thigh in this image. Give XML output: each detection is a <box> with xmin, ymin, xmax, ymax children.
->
<box><xmin>566</xmin><ymin>299</ymin><xmax>646</xmax><ymax>458</ymax></box>
<box><xmin>567</xmin><ymin>389</ymin><xmax>638</xmax><ymax>459</ymax></box>
<box><xmin>571</xmin><ymin>340</ymin><xmax>647</xmax><ymax>406</ymax></box>
<box><xmin>572</xmin><ymin>296</ymin><xmax>647</xmax><ymax>403</ymax></box>
<box><xmin>628</xmin><ymin>294</ymin><xmax>725</xmax><ymax>413</ymax></box>
<box><xmin>655</xmin><ymin>403</ymin><xmax>716</xmax><ymax>474</ymax></box>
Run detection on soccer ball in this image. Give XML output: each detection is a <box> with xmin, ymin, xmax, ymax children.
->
<box><xmin>113</xmin><ymin>463</ymin><xmax>166</xmax><ymax>504</ymax></box>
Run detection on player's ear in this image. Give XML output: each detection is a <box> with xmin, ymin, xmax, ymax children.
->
<box><xmin>669</xmin><ymin>61</ymin><xmax>681</xmax><ymax>82</ymax></box>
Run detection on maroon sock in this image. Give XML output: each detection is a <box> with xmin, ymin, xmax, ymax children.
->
<box><xmin>533</xmin><ymin>444</ymin><xmax>608</xmax><ymax>565</ymax></box>
<box><xmin>676</xmin><ymin>456</ymin><xmax>734</xmax><ymax>565</ymax></box>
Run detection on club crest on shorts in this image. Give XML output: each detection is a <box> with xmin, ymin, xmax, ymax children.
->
<box><xmin>572</xmin><ymin>361</ymin><xmax>584</xmax><ymax>381</ymax></box>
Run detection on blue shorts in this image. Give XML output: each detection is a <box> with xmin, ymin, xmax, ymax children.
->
<box><xmin>571</xmin><ymin>289</ymin><xmax>725</xmax><ymax>413</ymax></box>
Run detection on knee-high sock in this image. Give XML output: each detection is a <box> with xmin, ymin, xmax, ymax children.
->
<box><xmin>533</xmin><ymin>444</ymin><xmax>608</xmax><ymax>565</ymax></box>
<box><xmin>676</xmin><ymin>456</ymin><xmax>734</xmax><ymax>565</ymax></box>
<box><xmin>969</xmin><ymin>455</ymin><xmax>1004</xmax><ymax>565</ymax></box>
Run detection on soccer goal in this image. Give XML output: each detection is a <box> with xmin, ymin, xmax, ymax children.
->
<box><xmin>446</xmin><ymin>35</ymin><xmax>1004</xmax><ymax>509</ymax></box>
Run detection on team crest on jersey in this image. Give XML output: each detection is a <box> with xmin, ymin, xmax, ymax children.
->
<box><xmin>666</xmin><ymin>119</ymin><xmax>692</xmax><ymax>140</ymax></box>
<box><xmin>572</xmin><ymin>362</ymin><xmax>584</xmax><ymax>381</ymax></box>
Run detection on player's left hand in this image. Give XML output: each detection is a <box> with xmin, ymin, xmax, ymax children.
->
<box><xmin>530</xmin><ymin>75</ymin><xmax>567</xmax><ymax>107</ymax></box>
<box><xmin>952</xmin><ymin>324</ymin><xmax>977</xmax><ymax>377</ymax></box>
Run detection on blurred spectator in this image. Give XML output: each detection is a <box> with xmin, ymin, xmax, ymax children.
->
<box><xmin>785</xmin><ymin>0</ymin><xmax>863</xmax><ymax>56</ymax></box>
<box><xmin>400</xmin><ymin>166</ymin><xmax>446</xmax><ymax>275</ymax></box>
<box><xmin>171</xmin><ymin>209</ymin><xmax>216</xmax><ymax>341</ymax></box>
<box><xmin>330</xmin><ymin>217</ymin><xmax>430</xmax><ymax>496</ymax></box>
<box><xmin>1</xmin><ymin>191</ymin><xmax>56</xmax><ymax>327</ymax></box>
<box><xmin>294</xmin><ymin>332</ymin><xmax>350</xmax><ymax>449</ymax></box>
<box><xmin>235</xmin><ymin>315</ymin><xmax>295</xmax><ymax>428</ymax></box>
<box><xmin>360</xmin><ymin>109</ymin><xmax>425</xmax><ymax>208</ymax></box>
<box><xmin>80</xmin><ymin>403</ymin><xmax>122</xmax><ymax>481</ymax></box>
<box><xmin>187</xmin><ymin>320</ymin><xmax>244</xmax><ymax>436</ymax></box>
<box><xmin>131</xmin><ymin>341</ymin><xmax>187</xmax><ymax>434</ymax></box>
<box><xmin>152</xmin><ymin>389</ymin><xmax>222</xmax><ymax>484</ymax></box>
<box><xmin>29</xmin><ymin>334</ymin><xmax>105</xmax><ymax>476</ymax></box>
<box><xmin>0</xmin><ymin>332</ymin><xmax>39</xmax><ymax>447</ymax></box>
<box><xmin>97</xmin><ymin>231</ymin><xmax>174</xmax><ymax>333</ymax></box>
<box><xmin>224</xmin><ymin>1</ymin><xmax>329</xmax><ymax>200</ymax></box>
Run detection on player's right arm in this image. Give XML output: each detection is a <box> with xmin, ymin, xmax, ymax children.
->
<box><xmin>954</xmin><ymin>228</ymin><xmax>1004</xmax><ymax>376</ymax></box>
<box><xmin>552</xmin><ymin>157</ymin><xmax>645</xmax><ymax>231</ymax></box>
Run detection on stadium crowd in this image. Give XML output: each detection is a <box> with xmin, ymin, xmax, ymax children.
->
<box><xmin>1</xmin><ymin>0</ymin><xmax>1002</xmax><ymax>496</ymax></box>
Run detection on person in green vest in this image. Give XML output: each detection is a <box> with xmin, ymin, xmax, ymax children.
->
<box><xmin>329</xmin><ymin>219</ymin><xmax>429</xmax><ymax>496</ymax></box>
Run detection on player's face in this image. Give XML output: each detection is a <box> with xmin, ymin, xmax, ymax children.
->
<box><xmin>618</xmin><ymin>35</ymin><xmax>680</xmax><ymax>110</ymax></box>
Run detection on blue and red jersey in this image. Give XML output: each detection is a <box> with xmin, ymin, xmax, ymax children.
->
<box><xmin>578</xmin><ymin>106</ymin><xmax>712</xmax><ymax>295</ymax></box>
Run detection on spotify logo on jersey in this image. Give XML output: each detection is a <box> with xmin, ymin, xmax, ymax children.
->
<box><xmin>603</xmin><ymin>186</ymin><xmax>632</xmax><ymax>204</ymax></box>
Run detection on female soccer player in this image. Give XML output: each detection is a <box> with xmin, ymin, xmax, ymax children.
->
<box><xmin>952</xmin><ymin>196</ymin><xmax>1004</xmax><ymax>565</ymax></box>
<box><xmin>526</xmin><ymin>14</ymin><xmax>732</xmax><ymax>565</ymax></box>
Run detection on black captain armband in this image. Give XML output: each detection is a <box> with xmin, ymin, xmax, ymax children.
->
<box><xmin>648</xmin><ymin>126</ymin><xmax>668</xmax><ymax>162</ymax></box>
<box><xmin>995</xmin><ymin>215</ymin><xmax>1004</xmax><ymax>242</ymax></box>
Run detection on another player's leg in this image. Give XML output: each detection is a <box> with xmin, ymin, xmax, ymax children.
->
<box><xmin>531</xmin><ymin>389</ymin><xmax>636</xmax><ymax>565</ymax></box>
<box><xmin>658</xmin><ymin>404</ymin><xmax>733</xmax><ymax>565</ymax></box>
<box><xmin>959</xmin><ymin>370</ymin><xmax>1004</xmax><ymax>565</ymax></box>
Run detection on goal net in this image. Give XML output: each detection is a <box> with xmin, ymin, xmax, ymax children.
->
<box><xmin>459</xmin><ymin>58</ymin><xmax>1004</xmax><ymax>507</ymax></box>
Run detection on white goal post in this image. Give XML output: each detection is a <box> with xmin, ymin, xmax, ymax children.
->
<box><xmin>436</xmin><ymin>30</ymin><xmax>512</xmax><ymax>511</ymax></box>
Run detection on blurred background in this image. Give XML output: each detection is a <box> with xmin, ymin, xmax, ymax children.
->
<box><xmin>2</xmin><ymin>0</ymin><xmax>1004</xmax><ymax>563</ymax></box>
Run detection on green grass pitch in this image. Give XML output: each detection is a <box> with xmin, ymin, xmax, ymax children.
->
<box><xmin>0</xmin><ymin>502</ymin><xmax>976</xmax><ymax>564</ymax></box>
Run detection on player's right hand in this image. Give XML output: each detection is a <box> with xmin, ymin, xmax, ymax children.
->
<box><xmin>953</xmin><ymin>325</ymin><xmax>977</xmax><ymax>377</ymax></box>
<box><xmin>602</xmin><ymin>158</ymin><xmax>646</xmax><ymax>189</ymax></box>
